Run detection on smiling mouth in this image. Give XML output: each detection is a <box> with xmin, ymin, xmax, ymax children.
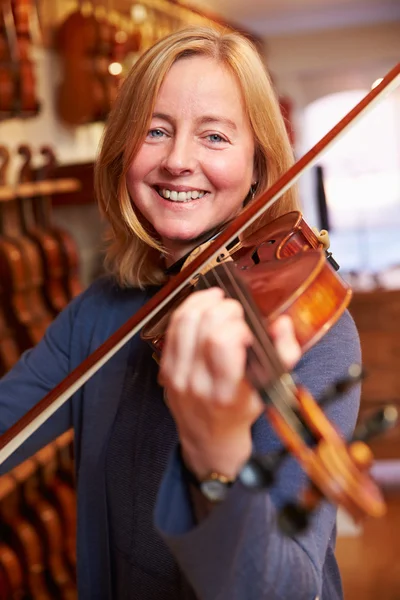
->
<box><xmin>155</xmin><ymin>186</ymin><xmax>208</xmax><ymax>203</ymax></box>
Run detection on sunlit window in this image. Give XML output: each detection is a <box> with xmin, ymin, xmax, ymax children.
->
<box><xmin>301</xmin><ymin>89</ymin><xmax>400</xmax><ymax>274</ymax></box>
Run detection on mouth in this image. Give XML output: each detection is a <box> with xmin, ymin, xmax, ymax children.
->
<box><xmin>154</xmin><ymin>186</ymin><xmax>209</xmax><ymax>203</ymax></box>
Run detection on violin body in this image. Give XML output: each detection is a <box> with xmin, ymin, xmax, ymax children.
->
<box><xmin>17</xmin><ymin>178</ymin><xmax>70</xmax><ymax>315</ymax></box>
<box><xmin>35</xmin><ymin>444</ymin><xmax>77</xmax><ymax>580</ymax></box>
<box><xmin>13</xmin><ymin>460</ymin><xmax>77</xmax><ymax>599</ymax></box>
<box><xmin>33</xmin><ymin>147</ymin><xmax>82</xmax><ymax>301</ymax></box>
<box><xmin>19</xmin><ymin>212</ymin><xmax>70</xmax><ymax>314</ymax></box>
<box><xmin>0</xmin><ymin>146</ymin><xmax>53</xmax><ymax>351</ymax></box>
<box><xmin>141</xmin><ymin>211</ymin><xmax>349</xmax><ymax>358</ymax></box>
<box><xmin>0</xmin><ymin>474</ymin><xmax>52</xmax><ymax>599</ymax></box>
<box><xmin>203</xmin><ymin>248</ymin><xmax>351</xmax><ymax>357</ymax></box>
<box><xmin>56</xmin><ymin>8</ymin><xmax>108</xmax><ymax>125</ymax></box>
<box><xmin>0</xmin><ymin>232</ymin><xmax>52</xmax><ymax>351</ymax></box>
<box><xmin>0</xmin><ymin>541</ymin><xmax>25</xmax><ymax>599</ymax></box>
<box><xmin>0</xmin><ymin>295</ymin><xmax>20</xmax><ymax>376</ymax></box>
<box><xmin>11</xmin><ymin>0</ymin><xmax>40</xmax><ymax>116</ymax></box>
<box><xmin>93</xmin><ymin>8</ymin><xmax>117</xmax><ymax>119</ymax></box>
<box><xmin>0</xmin><ymin>1</ymin><xmax>16</xmax><ymax>118</ymax></box>
<box><xmin>234</xmin><ymin>211</ymin><xmax>321</xmax><ymax>266</ymax></box>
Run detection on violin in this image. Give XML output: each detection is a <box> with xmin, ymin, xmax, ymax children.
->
<box><xmin>35</xmin><ymin>441</ymin><xmax>77</xmax><ymax>581</ymax></box>
<box><xmin>0</xmin><ymin>300</ymin><xmax>20</xmax><ymax>377</ymax></box>
<box><xmin>92</xmin><ymin>0</ymin><xmax>115</xmax><ymax>120</ymax></box>
<box><xmin>0</xmin><ymin>146</ymin><xmax>52</xmax><ymax>352</ymax></box>
<box><xmin>0</xmin><ymin>64</ymin><xmax>399</xmax><ymax>532</ymax></box>
<box><xmin>0</xmin><ymin>540</ymin><xmax>24</xmax><ymax>599</ymax></box>
<box><xmin>12</xmin><ymin>459</ymin><xmax>77</xmax><ymax>599</ymax></box>
<box><xmin>0</xmin><ymin>472</ymin><xmax>52</xmax><ymax>598</ymax></box>
<box><xmin>56</xmin><ymin>1</ymin><xmax>106</xmax><ymax>125</ymax></box>
<box><xmin>34</xmin><ymin>146</ymin><xmax>82</xmax><ymax>301</ymax></box>
<box><xmin>10</xmin><ymin>0</ymin><xmax>40</xmax><ymax>116</ymax></box>
<box><xmin>142</xmin><ymin>211</ymin><xmax>340</xmax><ymax>356</ymax></box>
<box><xmin>16</xmin><ymin>144</ymin><xmax>70</xmax><ymax>315</ymax></box>
<box><xmin>0</xmin><ymin>0</ymin><xmax>16</xmax><ymax>119</ymax></box>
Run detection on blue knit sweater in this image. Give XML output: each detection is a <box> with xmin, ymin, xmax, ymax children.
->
<box><xmin>0</xmin><ymin>276</ymin><xmax>361</xmax><ymax>599</ymax></box>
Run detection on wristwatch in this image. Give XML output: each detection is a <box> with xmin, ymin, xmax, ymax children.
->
<box><xmin>199</xmin><ymin>472</ymin><xmax>235</xmax><ymax>503</ymax></box>
<box><xmin>179</xmin><ymin>445</ymin><xmax>236</xmax><ymax>502</ymax></box>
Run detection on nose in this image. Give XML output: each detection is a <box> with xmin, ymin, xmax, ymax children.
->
<box><xmin>161</xmin><ymin>135</ymin><xmax>196</xmax><ymax>176</ymax></box>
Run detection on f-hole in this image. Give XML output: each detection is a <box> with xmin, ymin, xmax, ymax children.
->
<box><xmin>251</xmin><ymin>239</ymin><xmax>276</xmax><ymax>265</ymax></box>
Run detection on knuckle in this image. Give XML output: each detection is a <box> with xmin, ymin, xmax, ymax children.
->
<box><xmin>206</xmin><ymin>333</ymin><xmax>229</xmax><ymax>354</ymax></box>
<box><xmin>227</xmin><ymin>298</ymin><xmax>245</xmax><ymax>317</ymax></box>
<box><xmin>170</xmin><ymin>305</ymin><xmax>198</xmax><ymax>329</ymax></box>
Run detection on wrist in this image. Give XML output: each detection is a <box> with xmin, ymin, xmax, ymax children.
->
<box><xmin>179</xmin><ymin>445</ymin><xmax>237</xmax><ymax>504</ymax></box>
<box><xmin>180</xmin><ymin>433</ymin><xmax>252</xmax><ymax>482</ymax></box>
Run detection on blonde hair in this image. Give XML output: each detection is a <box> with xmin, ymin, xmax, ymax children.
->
<box><xmin>95</xmin><ymin>26</ymin><xmax>299</xmax><ymax>288</ymax></box>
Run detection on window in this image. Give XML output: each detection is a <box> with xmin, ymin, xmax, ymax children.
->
<box><xmin>300</xmin><ymin>89</ymin><xmax>400</xmax><ymax>274</ymax></box>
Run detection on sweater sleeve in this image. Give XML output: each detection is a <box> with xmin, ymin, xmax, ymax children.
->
<box><xmin>154</xmin><ymin>310</ymin><xmax>361</xmax><ymax>600</ymax></box>
<box><xmin>0</xmin><ymin>294</ymin><xmax>83</xmax><ymax>474</ymax></box>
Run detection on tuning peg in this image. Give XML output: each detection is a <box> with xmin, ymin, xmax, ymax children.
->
<box><xmin>352</xmin><ymin>405</ymin><xmax>398</xmax><ymax>444</ymax></box>
<box><xmin>239</xmin><ymin>448</ymin><xmax>288</xmax><ymax>491</ymax></box>
<box><xmin>317</xmin><ymin>364</ymin><xmax>364</xmax><ymax>408</ymax></box>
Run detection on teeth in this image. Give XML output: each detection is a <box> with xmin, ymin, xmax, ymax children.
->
<box><xmin>158</xmin><ymin>188</ymin><xmax>206</xmax><ymax>202</ymax></box>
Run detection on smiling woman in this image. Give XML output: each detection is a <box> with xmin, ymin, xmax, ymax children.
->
<box><xmin>0</xmin><ymin>25</ymin><xmax>362</xmax><ymax>600</ymax></box>
<box><xmin>95</xmin><ymin>26</ymin><xmax>299</xmax><ymax>288</ymax></box>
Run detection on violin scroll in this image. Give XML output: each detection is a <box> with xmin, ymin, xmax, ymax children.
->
<box><xmin>240</xmin><ymin>372</ymin><xmax>398</xmax><ymax>535</ymax></box>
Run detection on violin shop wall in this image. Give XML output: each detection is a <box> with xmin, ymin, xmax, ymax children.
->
<box><xmin>0</xmin><ymin>42</ymin><xmax>105</xmax><ymax>287</ymax></box>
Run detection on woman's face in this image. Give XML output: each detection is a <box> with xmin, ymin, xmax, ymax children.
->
<box><xmin>127</xmin><ymin>55</ymin><xmax>257</xmax><ymax>263</ymax></box>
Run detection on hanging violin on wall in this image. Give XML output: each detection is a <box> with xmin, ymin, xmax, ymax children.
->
<box><xmin>34</xmin><ymin>146</ymin><xmax>83</xmax><ymax>301</ymax></box>
<box><xmin>56</xmin><ymin>0</ymin><xmax>122</xmax><ymax>125</ymax></box>
<box><xmin>0</xmin><ymin>0</ymin><xmax>17</xmax><ymax>119</ymax></box>
<box><xmin>56</xmin><ymin>0</ymin><xmax>105</xmax><ymax>125</ymax></box>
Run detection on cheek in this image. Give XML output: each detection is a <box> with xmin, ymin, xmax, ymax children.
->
<box><xmin>127</xmin><ymin>148</ymin><xmax>156</xmax><ymax>188</ymax></box>
<box><xmin>126</xmin><ymin>163</ymin><xmax>140</xmax><ymax>192</ymax></box>
<box><xmin>206</xmin><ymin>150</ymin><xmax>254</xmax><ymax>190</ymax></box>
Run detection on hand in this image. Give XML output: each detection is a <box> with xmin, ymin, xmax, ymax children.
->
<box><xmin>158</xmin><ymin>287</ymin><xmax>301</xmax><ymax>480</ymax></box>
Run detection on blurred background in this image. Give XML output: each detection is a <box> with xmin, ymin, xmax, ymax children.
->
<box><xmin>0</xmin><ymin>0</ymin><xmax>399</xmax><ymax>598</ymax></box>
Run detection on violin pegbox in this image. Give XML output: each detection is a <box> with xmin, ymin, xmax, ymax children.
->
<box><xmin>239</xmin><ymin>364</ymin><xmax>398</xmax><ymax>535</ymax></box>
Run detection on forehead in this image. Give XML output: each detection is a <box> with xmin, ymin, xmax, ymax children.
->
<box><xmin>154</xmin><ymin>55</ymin><xmax>248</xmax><ymax>121</ymax></box>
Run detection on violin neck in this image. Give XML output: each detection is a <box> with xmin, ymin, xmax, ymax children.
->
<box><xmin>33</xmin><ymin>194</ymin><xmax>51</xmax><ymax>229</ymax></box>
<box><xmin>0</xmin><ymin>199</ymin><xmax>23</xmax><ymax>237</ymax></box>
<box><xmin>17</xmin><ymin>193</ymin><xmax>36</xmax><ymax>232</ymax></box>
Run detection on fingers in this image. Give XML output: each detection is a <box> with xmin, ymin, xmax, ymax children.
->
<box><xmin>159</xmin><ymin>288</ymin><xmax>302</xmax><ymax>406</ymax></box>
<box><xmin>269</xmin><ymin>315</ymin><xmax>301</xmax><ymax>370</ymax></box>
<box><xmin>159</xmin><ymin>288</ymin><xmax>253</xmax><ymax>402</ymax></box>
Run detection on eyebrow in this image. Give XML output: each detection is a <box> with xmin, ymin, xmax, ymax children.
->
<box><xmin>152</xmin><ymin>112</ymin><xmax>237</xmax><ymax>131</ymax></box>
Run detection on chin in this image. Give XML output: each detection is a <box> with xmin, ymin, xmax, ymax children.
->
<box><xmin>160</xmin><ymin>225</ymin><xmax>204</xmax><ymax>242</ymax></box>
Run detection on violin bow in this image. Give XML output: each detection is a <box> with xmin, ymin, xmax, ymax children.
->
<box><xmin>0</xmin><ymin>62</ymin><xmax>398</xmax><ymax>465</ymax></box>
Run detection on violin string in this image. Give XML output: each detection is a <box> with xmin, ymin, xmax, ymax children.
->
<box><xmin>213</xmin><ymin>264</ymin><xmax>304</xmax><ymax>431</ymax></box>
<box><xmin>201</xmin><ymin>264</ymin><xmax>285</xmax><ymax>385</ymax></box>
<box><xmin>201</xmin><ymin>265</ymin><xmax>306</xmax><ymax>438</ymax></box>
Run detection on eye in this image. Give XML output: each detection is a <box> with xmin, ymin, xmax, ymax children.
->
<box><xmin>147</xmin><ymin>128</ymin><xmax>166</xmax><ymax>139</ymax></box>
<box><xmin>206</xmin><ymin>133</ymin><xmax>227</xmax><ymax>143</ymax></box>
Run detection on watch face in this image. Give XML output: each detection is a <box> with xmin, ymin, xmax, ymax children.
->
<box><xmin>200</xmin><ymin>479</ymin><xmax>229</xmax><ymax>503</ymax></box>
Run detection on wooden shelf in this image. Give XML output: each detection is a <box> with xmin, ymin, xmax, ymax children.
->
<box><xmin>47</xmin><ymin>162</ymin><xmax>95</xmax><ymax>206</ymax></box>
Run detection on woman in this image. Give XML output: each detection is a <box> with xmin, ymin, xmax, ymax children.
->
<box><xmin>0</xmin><ymin>26</ymin><xmax>360</xmax><ymax>599</ymax></box>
